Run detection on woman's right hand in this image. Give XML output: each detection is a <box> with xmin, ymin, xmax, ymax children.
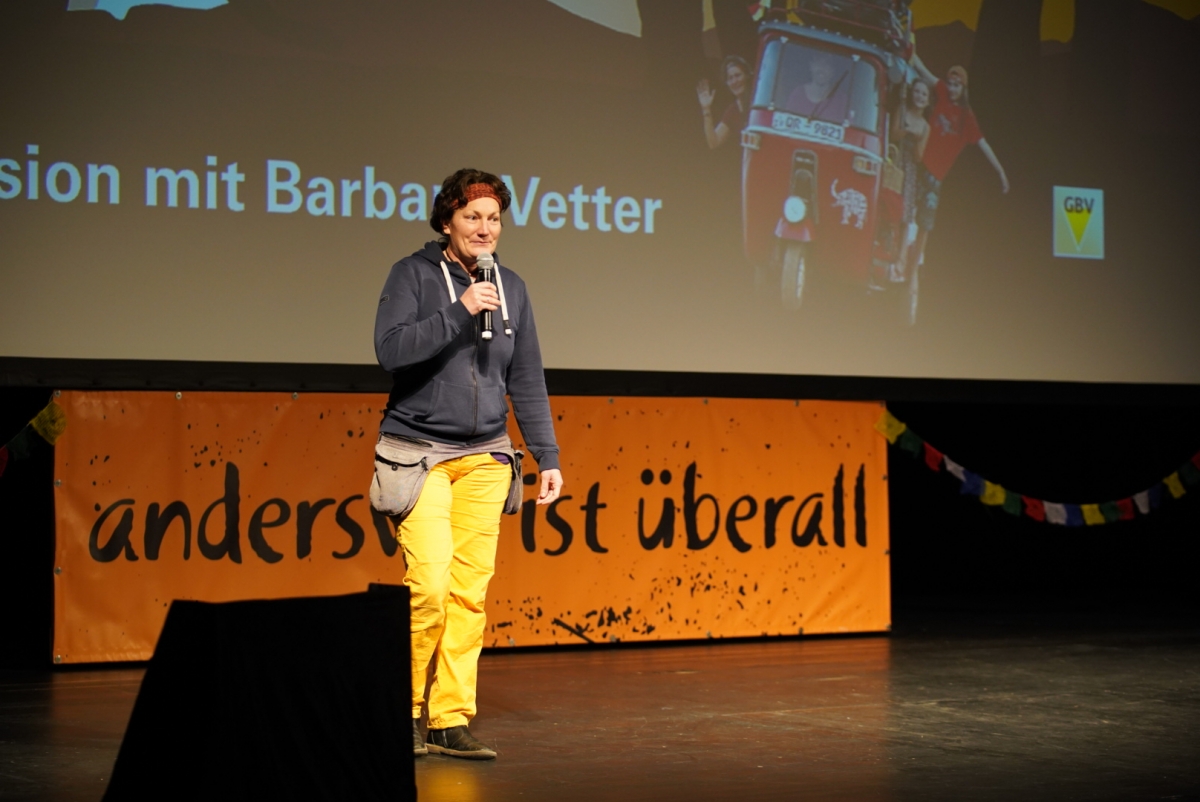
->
<box><xmin>460</xmin><ymin>281</ymin><xmax>499</xmax><ymax>316</ymax></box>
<box><xmin>696</xmin><ymin>78</ymin><xmax>715</xmax><ymax>111</ymax></box>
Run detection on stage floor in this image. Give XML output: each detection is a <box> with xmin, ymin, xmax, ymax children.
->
<box><xmin>2</xmin><ymin>609</ymin><xmax>1198</xmax><ymax>801</ymax></box>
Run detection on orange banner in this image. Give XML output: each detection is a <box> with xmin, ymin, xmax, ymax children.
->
<box><xmin>53</xmin><ymin>391</ymin><xmax>890</xmax><ymax>663</ymax></box>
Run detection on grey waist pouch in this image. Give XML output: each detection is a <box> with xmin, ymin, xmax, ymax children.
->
<box><xmin>369</xmin><ymin>433</ymin><xmax>524</xmax><ymax>521</ymax></box>
<box><xmin>369</xmin><ymin>435</ymin><xmax>432</xmax><ymax>521</ymax></box>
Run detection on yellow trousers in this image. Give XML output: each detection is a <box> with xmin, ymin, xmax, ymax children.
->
<box><xmin>397</xmin><ymin>453</ymin><xmax>510</xmax><ymax>729</ymax></box>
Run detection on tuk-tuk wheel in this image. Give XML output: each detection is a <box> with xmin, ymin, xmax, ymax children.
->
<box><xmin>779</xmin><ymin>242</ymin><xmax>807</xmax><ymax>310</ymax></box>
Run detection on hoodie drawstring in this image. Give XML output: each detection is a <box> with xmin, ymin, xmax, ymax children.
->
<box><xmin>439</xmin><ymin>260</ymin><xmax>458</xmax><ymax>303</ymax></box>
<box><xmin>492</xmin><ymin>264</ymin><xmax>513</xmax><ymax>336</ymax></box>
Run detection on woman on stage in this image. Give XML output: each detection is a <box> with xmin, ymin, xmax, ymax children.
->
<box><xmin>372</xmin><ymin>168</ymin><xmax>563</xmax><ymax>760</ymax></box>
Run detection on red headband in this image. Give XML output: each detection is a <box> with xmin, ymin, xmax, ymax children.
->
<box><xmin>463</xmin><ymin>182</ymin><xmax>502</xmax><ymax>207</ymax></box>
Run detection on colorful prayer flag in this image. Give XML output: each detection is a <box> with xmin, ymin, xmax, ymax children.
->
<box><xmin>5</xmin><ymin>427</ymin><xmax>34</xmax><ymax>461</ymax></box>
<box><xmin>1164</xmin><ymin>472</ymin><xmax>1186</xmax><ymax>499</ymax></box>
<box><xmin>961</xmin><ymin>470</ymin><xmax>984</xmax><ymax>496</ymax></box>
<box><xmin>1179</xmin><ymin>461</ymin><xmax>1200</xmax><ymax>488</ymax></box>
<box><xmin>922</xmin><ymin>442</ymin><xmax>943</xmax><ymax>472</ymax></box>
<box><xmin>0</xmin><ymin>444</ymin><xmax>7</xmax><ymax>479</ymax></box>
<box><xmin>30</xmin><ymin>401</ymin><xmax>67</xmax><ymax>445</ymax></box>
<box><xmin>1043</xmin><ymin>502</ymin><xmax>1067</xmax><ymax>525</ymax></box>
<box><xmin>1081</xmin><ymin>504</ymin><xmax>1105</xmax><ymax>525</ymax></box>
<box><xmin>943</xmin><ymin>457</ymin><xmax>965</xmax><ymax>481</ymax></box>
<box><xmin>981</xmin><ymin>481</ymin><xmax>1006</xmax><ymax>506</ymax></box>
<box><xmin>874</xmin><ymin>410</ymin><xmax>907</xmax><ymax>444</ymax></box>
<box><xmin>1133</xmin><ymin>490</ymin><xmax>1151</xmax><ymax>515</ymax></box>
<box><xmin>1098</xmin><ymin>501</ymin><xmax>1121</xmax><ymax>523</ymax></box>
<box><xmin>897</xmin><ymin>428</ymin><xmax>924</xmax><ymax>457</ymax></box>
<box><xmin>1115</xmin><ymin>498</ymin><xmax>1134</xmax><ymax>520</ymax></box>
<box><xmin>1022</xmin><ymin>496</ymin><xmax>1046</xmax><ymax>521</ymax></box>
<box><xmin>1065</xmin><ymin>505</ymin><xmax>1084</xmax><ymax>527</ymax></box>
<box><xmin>1149</xmin><ymin>484</ymin><xmax>1164</xmax><ymax>510</ymax></box>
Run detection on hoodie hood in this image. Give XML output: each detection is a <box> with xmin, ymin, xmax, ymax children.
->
<box><xmin>415</xmin><ymin>240</ymin><xmax>502</xmax><ymax>284</ymax></box>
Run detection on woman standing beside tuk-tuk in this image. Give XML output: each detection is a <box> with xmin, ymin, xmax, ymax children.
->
<box><xmin>697</xmin><ymin>55</ymin><xmax>753</xmax><ymax>150</ymax></box>
<box><xmin>894</xmin><ymin>79</ymin><xmax>931</xmax><ymax>276</ymax></box>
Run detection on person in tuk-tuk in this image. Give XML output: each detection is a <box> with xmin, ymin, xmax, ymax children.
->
<box><xmin>785</xmin><ymin>50</ymin><xmax>850</xmax><ymax>122</ymax></box>
<box><xmin>908</xmin><ymin>55</ymin><xmax>1009</xmax><ymax>270</ymax></box>
<box><xmin>697</xmin><ymin>55</ymin><xmax>753</xmax><ymax>150</ymax></box>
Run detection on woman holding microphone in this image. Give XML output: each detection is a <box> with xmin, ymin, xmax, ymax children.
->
<box><xmin>372</xmin><ymin>168</ymin><xmax>563</xmax><ymax>760</ymax></box>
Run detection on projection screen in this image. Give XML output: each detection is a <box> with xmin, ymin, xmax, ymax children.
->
<box><xmin>2</xmin><ymin>0</ymin><xmax>1199</xmax><ymax>384</ymax></box>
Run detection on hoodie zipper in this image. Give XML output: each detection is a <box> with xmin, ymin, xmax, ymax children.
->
<box><xmin>470</xmin><ymin>295</ymin><xmax>480</xmax><ymax>437</ymax></box>
<box><xmin>444</xmin><ymin>255</ymin><xmax>481</xmax><ymax>436</ymax></box>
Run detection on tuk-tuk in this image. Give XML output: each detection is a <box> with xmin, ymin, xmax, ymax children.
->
<box><xmin>740</xmin><ymin>1</ymin><xmax>918</xmax><ymax>321</ymax></box>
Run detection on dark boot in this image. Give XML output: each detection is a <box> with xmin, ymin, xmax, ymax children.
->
<box><xmin>413</xmin><ymin>719</ymin><xmax>428</xmax><ymax>756</ymax></box>
<box><xmin>426</xmin><ymin>725</ymin><xmax>497</xmax><ymax>760</ymax></box>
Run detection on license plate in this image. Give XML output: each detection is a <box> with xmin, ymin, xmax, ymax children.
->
<box><xmin>770</xmin><ymin>112</ymin><xmax>845</xmax><ymax>143</ymax></box>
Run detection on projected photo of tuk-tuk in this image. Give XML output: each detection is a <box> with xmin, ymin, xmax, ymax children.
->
<box><xmin>740</xmin><ymin>3</ymin><xmax>918</xmax><ymax>322</ymax></box>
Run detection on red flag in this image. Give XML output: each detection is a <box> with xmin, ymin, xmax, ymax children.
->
<box><xmin>1191</xmin><ymin>452</ymin><xmax>1200</xmax><ymax>470</ymax></box>
<box><xmin>0</xmin><ymin>444</ymin><xmax>7</xmax><ymax>478</ymax></box>
<box><xmin>1022</xmin><ymin>496</ymin><xmax>1045</xmax><ymax>522</ymax></box>
<box><xmin>922</xmin><ymin>442</ymin><xmax>943</xmax><ymax>472</ymax></box>
<box><xmin>1116</xmin><ymin>498</ymin><xmax>1135</xmax><ymax>520</ymax></box>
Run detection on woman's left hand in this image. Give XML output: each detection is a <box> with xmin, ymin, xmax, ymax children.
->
<box><xmin>536</xmin><ymin>469</ymin><xmax>564</xmax><ymax>505</ymax></box>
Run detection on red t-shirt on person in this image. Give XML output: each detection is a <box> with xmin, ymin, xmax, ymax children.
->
<box><xmin>921</xmin><ymin>80</ymin><xmax>982</xmax><ymax>182</ymax></box>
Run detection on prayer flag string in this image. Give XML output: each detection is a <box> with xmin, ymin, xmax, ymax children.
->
<box><xmin>874</xmin><ymin>410</ymin><xmax>1199</xmax><ymax>526</ymax></box>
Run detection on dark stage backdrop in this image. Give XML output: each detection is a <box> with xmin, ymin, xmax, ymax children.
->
<box><xmin>885</xmin><ymin>397</ymin><xmax>1200</xmax><ymax>613</ymax></box>
<box><xmin>3</xmin><ymin>0</ymin><xmax>1200</xmax><ymax>385</ymax></box>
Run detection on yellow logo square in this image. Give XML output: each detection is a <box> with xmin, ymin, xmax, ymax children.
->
<box><xmin>1054</xmin><ymin>186</ymin><xmax>1104</xmax><ymax>260</ymax></box>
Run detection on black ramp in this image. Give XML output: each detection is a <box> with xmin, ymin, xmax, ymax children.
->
<box><xmin>103</xmin><ymin>587</ymin><xmax>414</xmax><ymax>802</ymax></box>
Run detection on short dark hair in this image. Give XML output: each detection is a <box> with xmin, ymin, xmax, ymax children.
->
<box><xmin>429</xmin><ymin>168</ymin><xmax>512</xmax><ymax>237</ymax></box>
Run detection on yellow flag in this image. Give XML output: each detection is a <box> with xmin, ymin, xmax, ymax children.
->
<box><xmin>981</xmin><ymin>481</ymin><xmax>1006</xmax><ymax>506</ymax></box>
<box><xmin>1164</xmin><ymin>472</ymin><xmax>1186</xmax><ymax>499</ymax></box>
<box><xmin>30</xmin><ymin>401</ymin><xmax>68</xmax><ymax>445</ymax></box>
<box><xmin>1081</xmin><ymin>504</ymin><xmax>1105</xmax><ymax>525</ymax></box>
<box><xmin>873</xmin><ymin>410</ymin><xmax>907</xmax><ymax>444</ymax></box>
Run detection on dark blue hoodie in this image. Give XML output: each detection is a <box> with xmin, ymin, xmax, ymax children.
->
<box><xmin>374</xmin><ymin>241</ymin><xmax>560</xmax><ymax>472</ymax></box>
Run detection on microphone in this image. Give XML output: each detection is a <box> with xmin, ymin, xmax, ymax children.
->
<box><xmin>476</xmin><ymin>252</ymin><xmax>494</xmax><ymax>341</ymax></box>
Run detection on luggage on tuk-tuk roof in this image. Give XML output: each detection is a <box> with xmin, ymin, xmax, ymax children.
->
<box><xmin>756</xmin><ymin>0</ymin><xmax>913</xmax><ymax>57</ymax></box>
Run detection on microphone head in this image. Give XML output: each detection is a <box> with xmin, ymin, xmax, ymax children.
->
<box><xmin>476</xmin><ymin>252</ymin><xmax>495</xmax><ymax>272</ymax></box>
